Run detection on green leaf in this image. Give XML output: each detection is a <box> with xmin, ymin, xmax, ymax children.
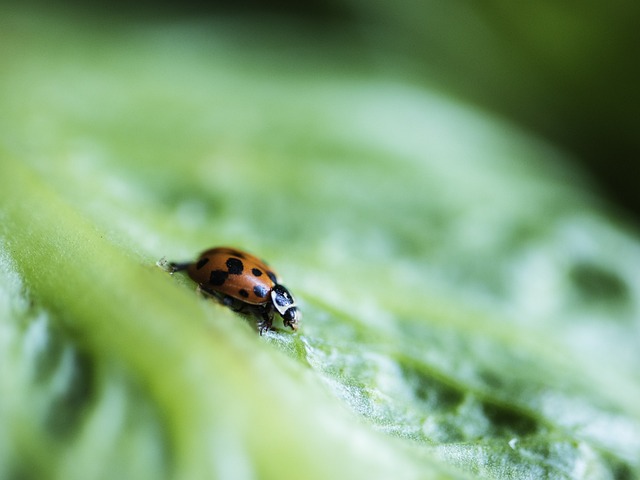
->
<box><xmin>1</xmin><ymin>8</ymin><xmax>639</xmax><ymax>480</ymax></box>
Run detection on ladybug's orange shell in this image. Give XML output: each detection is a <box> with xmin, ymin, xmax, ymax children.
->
<box><xmin>187</xmin><ymin>247</ymin><xmax>278</xmax><ymax>305</ymax></box>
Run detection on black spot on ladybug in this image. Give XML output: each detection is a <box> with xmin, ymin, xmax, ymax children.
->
<box><xmin>226</xmin><ymin>257</ymin><xmax>244</xmax><ymax>275</ymax></box>
<box><xmin>252</xmin><ymin>268</ymin><xmax>263</xmax><ymax>277</ymax></box>
<box><xmin>238</xmin><ymin>289</ymin><xmax>249</xmax><ymax>298</ymax></box>
<box><xmin>267</xmin><ymin>271</ymin><xmax>277</xmax><ymax>283</ymax></box>
<box><xmin>210</xmin><ymin>270</ymin><xmax>228</xmax><ymax>286</ymax></box>
<box><xmin>253</xmin><ymin>285</ymin><xmax>268</xmax><ymax>298</ymax></box>
<box><xmin>196</xmin><ymin>257</ymin><xmax>209</xmax><ymax>270</ymax></box>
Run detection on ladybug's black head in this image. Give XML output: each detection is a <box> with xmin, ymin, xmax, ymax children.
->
<box><xmin>271</xmin><ymin>284</ymin><xmax>300</xmax><ymax>331</ymax></box>
<box><xmin>282</xmin><ymin>306</ymin><xmax>300</xmax><ymax>330</ymax></box>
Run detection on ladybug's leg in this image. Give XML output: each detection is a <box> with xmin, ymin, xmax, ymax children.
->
<box><xmin>199</xmin><ymin>286</ymin><xmax>250</xmax><ymax>315</ymax></box>
<box><xmin>196</xmin><ymin>284</ymin><xmax>217</xmax><ymax>299</ymax></box>
<box><xmin>197</xmin><ymin>286</ymin><xmax>235</xmax><ymax>308</ymax></box>
<box><xmin>167</xmin><ymin>261</ymin><xmax>191</xmax><ymax>274</ymax></box>
<box><xmin>198</xmin><ymin>286</ymin><xmax>233</xmax><ymax>306</ymax></box>
<box><xmin>256</xmin><ymin>304</ymin><xmax>274</xmax><ymax>336</ymax></box>
<box><xmin>157</xmin><ymin>257</ymin><xmax>190</xmax><ymax>274</ymax></box>
<box><xmin>197</xmin><ymin>285</ymin><xmax>272</xmax><ymax>335</ymax></box>
<box><xmin>225</xmin><ymin>297</ymin><xmax>249</xmax><ymax>314</ymax></box>
<box><xmin>222</xmin><ymin>295</ymin><xmax>236</xmax><ymax>309</ymax></box>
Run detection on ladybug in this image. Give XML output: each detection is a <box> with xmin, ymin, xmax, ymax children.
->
<box><xmin>168</xmin><ymin>247</ymin><xmax>300</xmax><ymax>334</ymax></box>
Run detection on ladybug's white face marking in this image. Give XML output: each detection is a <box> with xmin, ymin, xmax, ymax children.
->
<box><xmin>271</xmin><ymin>284</ymin><xmax>300</xmax><ymax>330</ymax></box>
<box><xmin>271</xmin><ymin>284</ymin><xmax>295</xmax><ymax>316</ymax></box>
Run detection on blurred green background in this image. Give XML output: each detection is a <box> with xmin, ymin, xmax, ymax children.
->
<box><xmin>1</xmin><ymin>2</ymin><xmax>639</xmax><ymax>479</ymax></box>
<box><xmin>13</xmin><ymin>0</ymin><xmax>640</xmax><ymax>217</ymax></box>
